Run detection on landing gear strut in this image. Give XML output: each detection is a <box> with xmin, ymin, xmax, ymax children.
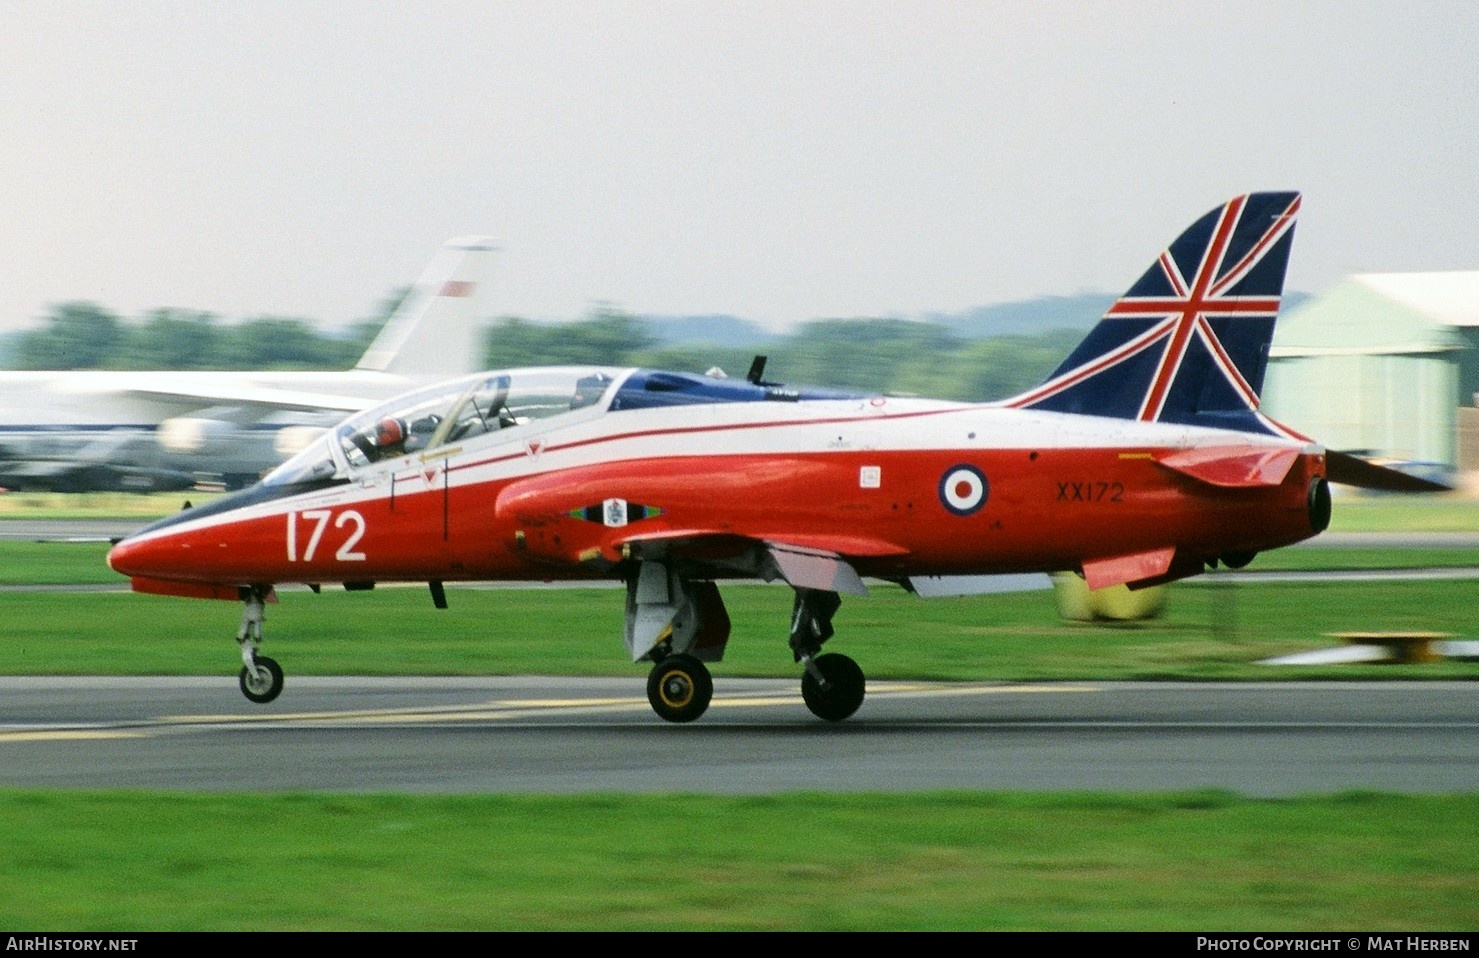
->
<box><xmin>790</xmin><ymin>589</ymin><xmax>865</xmax><ymax>722</ymax></box>
<box><xmin>628</xmin><ymin>565</ymin><xmax>867</xmax><ymax>724</ymax></box>
<box><xmin>236</xmin><ymin>586</ymin><xmax>284</xmax><ymax>704</ymax></box>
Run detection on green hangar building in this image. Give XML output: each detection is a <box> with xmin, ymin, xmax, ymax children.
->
<box><xmin>1262</xmin><ymin>271</ymin><xmax>1479</xmax><ymax>487</ymax></box>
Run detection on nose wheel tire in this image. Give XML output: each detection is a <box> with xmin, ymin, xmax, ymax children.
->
<box><xmin>801</xmin><ymin>652</ymin><xmax>865</xmax><ymax>722</ymax></box>
<box><xmin>646</xmin><ymin>654</ymin><xmax>713</xmax><ymax>724</ymax></box>
<box><xmin>239</xmin><ymin>656</ymin><xmax>284</xmax><ymax>704</ymax></box>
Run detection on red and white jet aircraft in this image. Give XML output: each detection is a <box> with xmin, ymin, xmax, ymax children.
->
<box><xmin>107</xmin><ymin>192</ymin><xmax>1441</xmax><ymax>723</ymax></box>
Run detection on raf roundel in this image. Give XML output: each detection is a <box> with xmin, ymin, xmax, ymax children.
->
<box><xmin>938</xmin><ymin>464</ymin><xmax>988</xmax><ymax>516</ymax></box>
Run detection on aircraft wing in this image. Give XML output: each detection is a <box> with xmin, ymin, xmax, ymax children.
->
<box><xmin>608</xmin><ymin>528</ymin><xmax>910</xmax><ymax>596</ymax></box>
<box><xmin>906</xmin><ymin>573</ymin><xmax>1054</xmax><ymax>596</ymax></box>
<box><xmin>497</xmin><ymin>471</ymin><xmax>911</xmax><ymax>595</ymax></box>
<box><xmin>60</xmin><ymin>379</ymin><xmax>376</xmax><ymax>418</ymax></box>
<box><xmin>613</xmin><ymin>527</ymin><xmax>1050</xmax><ymax>597</ymax></box>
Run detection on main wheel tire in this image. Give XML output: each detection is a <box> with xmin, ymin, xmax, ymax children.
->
<box><xmin>1220</xmin><ymin>550</ymin><xmax>1257</xmax><ymax>569</ymax></box>
<box><xmin>801</xmin><ymin>652</ymin><xmax>865</xmax><ymax>722</ymax></box>
<box><xmin>646</xmin><ymin>654</ymin><xmax>713</xmax><ymax>724</ymax></box>
<box><xmin>239</xmin><ymin>656</ymin><xmax>284</xmax><ymax>704</ymax></box>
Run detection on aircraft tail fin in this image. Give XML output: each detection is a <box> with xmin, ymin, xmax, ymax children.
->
<box><xmin>1005</xmin><ymin>192</ymin><xmax>1301</xmax><ymax>434</ymax></box>
<box><xmin>354</xmin><ymin>236</ymin><xmax>499</xmax><ymax>376</ymax></box>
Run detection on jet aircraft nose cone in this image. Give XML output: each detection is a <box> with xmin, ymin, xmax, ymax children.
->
<box><xmin>106</xmin><ymin>536</ymin><xmax>141</xmax><ymax>576</ymax></box>
<box><xmin>107</xmin><ymin>532</ymin><xmax>173</xmax><ymax>579</ymax></box>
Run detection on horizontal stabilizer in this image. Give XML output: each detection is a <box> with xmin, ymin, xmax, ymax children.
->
<box><xmin>1155</xmin><ymin>445</ymin><xmax>1300</xmax><ymax>487</ymax></box>
<box><xmin>1081</xmin><ymin>546</ymin><xmax>1176</xmax><ymax>591</ymax></box>
<box><xmin>1324</xmin><ymin>451</ymin><xmax>1452</xmax><ymax>493</ymax></box>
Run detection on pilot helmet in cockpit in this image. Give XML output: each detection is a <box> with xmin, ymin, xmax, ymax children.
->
<box><xmin>375</xmin><ymin>416</ymin><xmax>407</xmax><ymax>451</ymax></box>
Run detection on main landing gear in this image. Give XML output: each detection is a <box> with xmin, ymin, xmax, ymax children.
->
<box><xmin>646</xmin><ymin>654</ymin><xmax>714</xmax><ymax>724</ymax></box>
<box><xmin>640</xmin><ymin>584</ymin><xmax>866</xmax><ymax>724</ymax></box>
<box><xmin>236</xmin><ymin>586</ymin><xmax>284</xmax><ymax>704</ymax></box>
<box><xmin>789</xmin><ymin>588</ymin><xmax>865</xmax><ymax>723</ymax></box>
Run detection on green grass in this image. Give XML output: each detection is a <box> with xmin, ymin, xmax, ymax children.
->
<box><xmin>2</xmin><ymin>541</ymin><xmax>1478</xmax><ymax>680</ymax></box>
<box><xmin>2</xmin><ymin>530</ymin><xmax>1476</xmax><ymax>682</ymax></box>
<box><xmin>0</xmin><ymin>490</ymin><xmax>219</xmax><ymax>519</ymax></box>
<box><xmin>0</xmin><ymin>540</ymin><xmax>117</xmax><ymax>584</ymax></box>
<box><xmin>1326</xmin><ymin>494</ymin><xmax>1479</xmax><ymax>532</ymax></box>
<box><xmin>1253</xmin><ymin>547</ymin><xmax>1479</xmax><ymax>570</ymax></box>
<box><xmin>0</xmin><ymin>791</ymin><xmax>1473</xmax><ymax>931</ymax></box>
<box><xmin>2</xmin><ymin>571</ymin><xmax>1477</xmax><ymax>681</ymax></box>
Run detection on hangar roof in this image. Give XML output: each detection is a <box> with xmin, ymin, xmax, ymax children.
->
<box><xmin>1271</xmin><ymin>271</ymin><xmax>1479</xmax><ymax>358</ymax></box>
<box><xmin>1354</xmin><ymin>271</ymin><xmax>1479</xmax><ymax>327</ymax></box>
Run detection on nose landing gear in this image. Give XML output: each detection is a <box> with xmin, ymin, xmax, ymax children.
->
<box><xmin>240</xmin><ymin>655</ymin><xmax>284</xmax><ymax>705</ymax></box>
<box><xmin>236</xmin><ymin>586</ymin><xmax>284</xmax><ymax>705</ymax></box>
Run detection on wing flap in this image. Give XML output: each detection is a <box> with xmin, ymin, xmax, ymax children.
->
<box><xmin>764</xmin><ymin>541</ymin><xmax>869</xmax><ymax>596</ymax></box>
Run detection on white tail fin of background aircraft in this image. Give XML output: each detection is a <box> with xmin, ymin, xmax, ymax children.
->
<box><xmin>354</xmin><ymin>236</ymin><xmax>498</xmax><ymax>377</ymax></box>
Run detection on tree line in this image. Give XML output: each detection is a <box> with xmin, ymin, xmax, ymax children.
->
<box><xmin>484</xmin><ymin>309</ymin><xmax>1083</xmax><ymax>403</ymax></box>
<box><xmin>8</xmin><ymin>301</ymin><xmax>389</xmax><ymax>371</ymax></box>
<box><xmin>7</xmin><ymin>300</ymin><xmax>1084</xmax><ymax>403</ymax></box>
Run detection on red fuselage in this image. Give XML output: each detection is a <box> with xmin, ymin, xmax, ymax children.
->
<box><xmin>107</xmin><ymin>388</ymin><xmax>1328</xmax><ymax>595</ymax></box>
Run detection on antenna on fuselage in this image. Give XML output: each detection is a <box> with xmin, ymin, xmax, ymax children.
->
<box><xmin>746</xmin><ymin>356</ymin><xmax>767</xmax><ymax>384</ymax></box>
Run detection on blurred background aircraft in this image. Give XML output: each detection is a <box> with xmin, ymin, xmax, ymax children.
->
<box><xmin>0</xmin><ymin>237</ymin><xmax>495</xmax><ymax>492</ymax></box>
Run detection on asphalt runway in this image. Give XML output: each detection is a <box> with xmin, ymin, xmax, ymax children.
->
<box><xmin>0</xmin><ymin>677</ymin><xmax>1474</xmax><ymax>795</ymax></box>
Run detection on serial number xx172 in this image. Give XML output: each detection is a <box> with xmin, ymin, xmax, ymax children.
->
<box><xmin>1056</xmin><ymin>481</ymin><xmax>1124</xmax><ymax>503</ymax></box>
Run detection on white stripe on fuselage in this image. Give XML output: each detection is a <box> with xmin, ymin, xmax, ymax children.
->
<box><xmin>120</xmin><ymin>398</ymin><xmax>1303</xmax><ymax>544</ymax></box>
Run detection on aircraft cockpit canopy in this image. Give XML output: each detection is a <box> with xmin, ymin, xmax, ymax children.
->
<box><xmin>260</xmin><ymin>367</ymin><xmax>624</xmax><ymax>487</ymax></box>
<box><xmin>259</xmin><ymin>363</ymin><xmax>870</xmax><ymax>489</ymax></box>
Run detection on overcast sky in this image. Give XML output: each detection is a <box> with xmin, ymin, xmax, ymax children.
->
<box><xmin>2</xmin><ymin>1</ymin><xmax>1476</xmax><ymax>336</ymax></box>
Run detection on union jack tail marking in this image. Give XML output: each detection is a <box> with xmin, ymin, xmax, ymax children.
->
<box><xmin>1006</xmin><ymin>192</ymin><xmax>1300</xmax><ymax>435</ymax></box>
